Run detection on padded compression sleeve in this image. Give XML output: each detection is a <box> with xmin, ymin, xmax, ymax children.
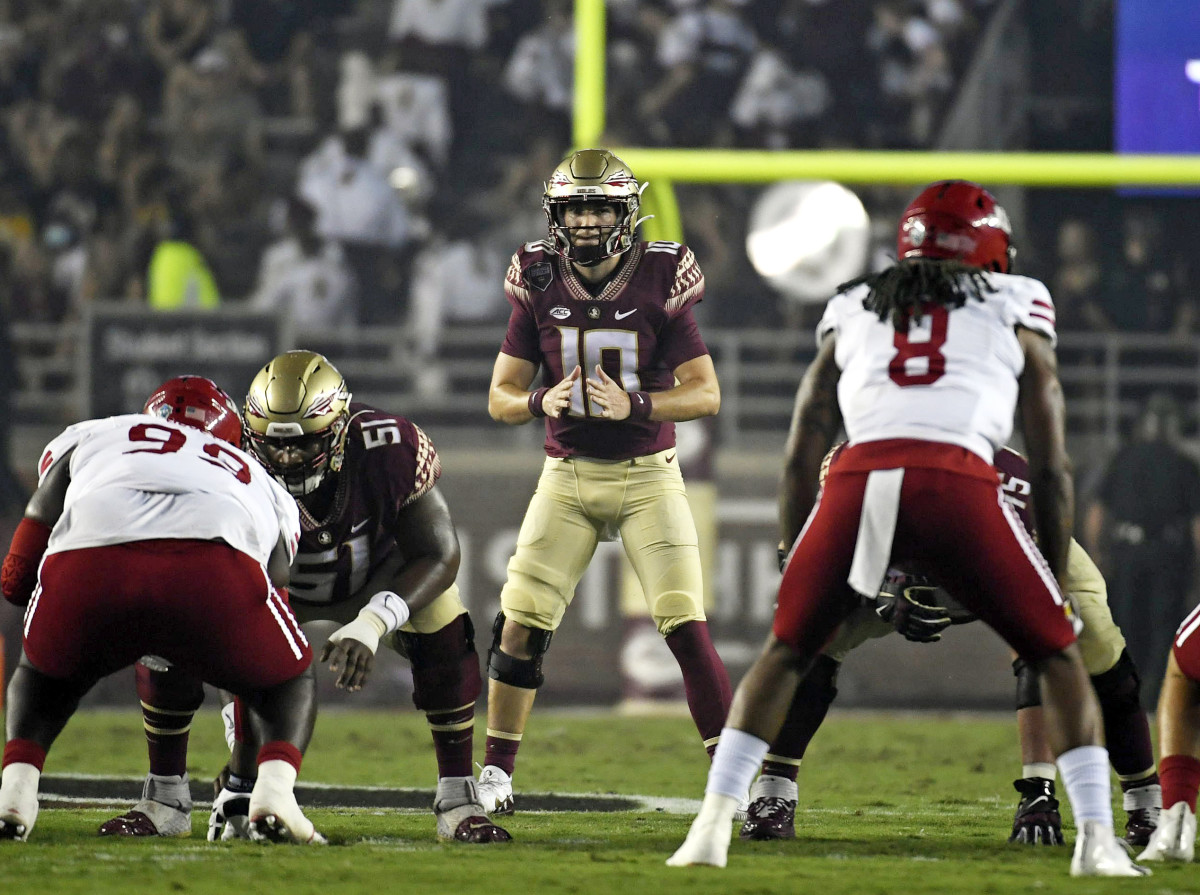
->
<box><xmin>2</xmin><ymin>518</ymin><xmax>51</xmax><ymax>606</ymax></box>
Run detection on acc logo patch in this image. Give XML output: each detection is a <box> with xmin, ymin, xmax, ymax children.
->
<box><xmin>550</xmin><ymin>306</ymin><xmax>571</xmax><ymax>320</ymax></box>
<box><xmin>587</xmin><ymin>306</ymin><xmax>601</xmax><ymax>320</ymax></box>
<box><xmin>526</xmin><ymin>261</ymin><xmax>554</xmax><ymax>292</ymax></box>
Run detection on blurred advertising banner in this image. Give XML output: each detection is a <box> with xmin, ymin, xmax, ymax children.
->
<box><xmin>82</xmin><ymin>305</ymin><xmax>286</xmax><ymax>417</ymax></box>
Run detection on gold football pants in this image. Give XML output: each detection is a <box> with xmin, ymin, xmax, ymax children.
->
<box><xmin>500</xmin><ymin>449</ymin><xmax>706</xmax><ymax>635</ymax></box>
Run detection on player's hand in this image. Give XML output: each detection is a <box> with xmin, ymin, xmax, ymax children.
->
<box><xmin>875</xmin><ymin>573</ymin><xmax>952</xmax><ymax>643</ymax></box>
<box><xmin>208</xmin><ymin>781</ymin><xmax>253</xmax><ymax>841</ymax></box>
<box><xmin>541</xmin><ymin>366</ymin><xmax>580</xmax><ymax>418</ymax></box>
<box><xmin>585</xmin><ymin>365</ymin><xmax>632</xmax><ymax>420</ymax></box>
<box><xmin>1008</xmin><ymin>778</ymin><xmax>1064</xmax><ymax>846</ymax></box>
<box><xmin>321</xmin><ymin>637</ymin><xmax>375</xmax><ymax>691</ymax></box>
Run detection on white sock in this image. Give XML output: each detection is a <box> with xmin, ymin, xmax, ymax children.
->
<box><xmin>706</xmin><ymin>727</ymin><xmax>769</xmax><ymax>801</ymax></box>
<box><xmin>1023</xmin><ymin>763</ymin><xmax>1056</xmax><ymax>781</ymax></box>
<box><xmin>255</xmin><ymin>759</ymin><xmax>298</xmax><ymax>795</ymax></box>
<box><xmin>1057</xmin><ymin>745</ymin><xmax>1113</xmax><ymax>826</ymax></box>
<box><xmin>0</xmin><ymin>762</ymin><xmax>40</xmax><ymax>821</ymax></box>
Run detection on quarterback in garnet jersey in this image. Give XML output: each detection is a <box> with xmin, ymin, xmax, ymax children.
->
<box><xmin>101</xmin><ymin>352</ymin><xmax>509</xmax><ymax>845</ymax></box>
<box><xmin>477</xmin><ymin>149</ymin><xmax>732</xmax><ymax>818</ymax></box>
<box><xmin>0</xmin><ymin>377</ymin><xmax>320</xmax><ymax>844</ymax></box>
<box><xmin>670</xmin><ymin>181</ymin><xmax>1147</xmax><ymax>876</ymax></box>
<box><xmin>740</xmin><ymin>445</ymin><xmax>1160</xmax><ymax>850</ymax></box>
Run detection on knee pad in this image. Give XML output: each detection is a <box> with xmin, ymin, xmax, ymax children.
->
<box><xmin>1091</xmin><ymin>649</ymin><xmax>1143</xmax><ymax>715</ymax></box>
<box><xmin>486</xmin><ymin>611</ymin><xmax>553</xmax><ymax>690</ymax></box>
<box><xmin>404</xmin><ymin>613</ymin><xmax>483</xmax><ymax>710</ymax></box>
<box><xmin>1012</xmin><ymin>657</ymin><xmax>1041</xmax><ymax>711</ymax></box>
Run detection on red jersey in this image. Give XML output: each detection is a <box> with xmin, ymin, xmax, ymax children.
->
<box><xmin>500</xmin><ymin>239</ymin><xmax>709</xmax><ymax>460</ymax></box>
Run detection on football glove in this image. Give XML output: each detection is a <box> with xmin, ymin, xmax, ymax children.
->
<box><xmin>208</xmin><ymin>778</ymin><xmax>254</xmax><ymax>842</ymax></box>
<box><xmin>1008</xmin><ymin>777</ymin><xmax>1064</xmax><ymax>846</ymax></box>
<box><xmin>875</xmin><ymin>572</ymin><xmax>953</xmax><ymax>643</ymax></box>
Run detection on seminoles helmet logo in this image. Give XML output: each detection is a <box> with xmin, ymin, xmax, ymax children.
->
<box><xmin>897</xmin><ymin>180</ymin><xmax>1015</xmax><ymax>273</ymax></box>
<box><xmin>542</xmin><ymin>149</ymin><xmax>651</xmax><ymax>266</ymax></box>
<box><xmin>243</xmin><ymin>350</ymin><xmax>352</xmax><ymax>496</ymax></box>
<box><xmin>143</xmin><ymin>375</ymin><xmax>242</xmax><ymax>446</ymax></box>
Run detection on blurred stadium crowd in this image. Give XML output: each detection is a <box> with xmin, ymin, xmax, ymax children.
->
<box><xmin>0</xmin><ymin>0</ymin><xmax>1198</xmax><ymax>347</ymax></box>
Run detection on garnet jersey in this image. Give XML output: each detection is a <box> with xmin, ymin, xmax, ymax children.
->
<box><xmin>287</xmin><ymin>403</ymin><xmax>440</xmax><ymax>607</ymax></box>
<box><xmin>818</xmin><ymin>272</ymin><xmax>1056</xmax><ymax>463</ymax></box>
<box><xmin>501</xmin><ymin>239</ymin><xmax>708</xmax><ymax>460</ymax></box>
<box><xmin>36</xmin><ymin>414</ymin><xmax>299</xmax><ymax>567</ymax></box>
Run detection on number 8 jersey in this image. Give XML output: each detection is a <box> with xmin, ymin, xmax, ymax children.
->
<box><xmin>501</xmin><ymin>239</ymin><xmax>709</xmax><ymax>460</ymax></box>
<box><xmin>36</xmin><ymin>414</ymin><xmax>300</xmax><ymax>567</ymax></box>
<box><xmin>818</xmin><ymin>272</ymin><xmax>1057</xmax><ymax>464</ymax></box>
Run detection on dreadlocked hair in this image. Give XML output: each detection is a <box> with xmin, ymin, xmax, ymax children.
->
<box><xmin>838</xmin><ymin>258</ymin><xmax>998</xmax><ymax>328</ymax></box>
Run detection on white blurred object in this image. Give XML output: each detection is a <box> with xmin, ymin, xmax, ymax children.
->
<box><xmin>746</xmin><ymin>181</ymin><xmax>871</xmax><ymax>304</ymax></box>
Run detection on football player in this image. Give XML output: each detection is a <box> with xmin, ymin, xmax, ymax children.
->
<box><xmin>1136</xmin><ymin>608</ymin><xmax>1200</xmax><ymax>861</ymax></box>
<box><xmin>99</xmin><ymin>352</ymin><xmax>509</xmax><ymax>844</ymax></box>
<box><xmin>1</xmin><ymin>377</ymin><xmax>321</xmax><ymax>844</ymax></box>
<box><xmin>668</xmin><ymin>181</ymin><xmax>1147</xmax><ymax>876</ymax></box>
<box><xmin>477</xmin><ymin>148</ymin><xmax>732</xmax><ymax>816</ymax></box>
<box><xmin>737</xmin><ymin>444</ymin><xmax>1160</xmax><ymax>850</ymax></box>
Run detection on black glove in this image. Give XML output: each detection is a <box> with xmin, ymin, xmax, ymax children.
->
<box><xmin>1008</xmin><ymin>777</ymin><xmax>1064</xmax><ymax>846</ymax></box>
<box><xmin>875</xmin><ymin>572</ymin><xmax>952</xmax><ymax>643</ymax></box>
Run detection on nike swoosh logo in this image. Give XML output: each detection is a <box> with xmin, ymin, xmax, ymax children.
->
<box><xmin>665</xmin><ymin>453</ymin><xmax>676</xmax><ymax>464</ymax></box>
<box><xmin>614</xmin><ymin>309</ymin><xmax>637</xmax><ymax>320</ymax></box>
<box><xmin>350</xmin><ymin>520</ymin><xmax>369</xmax><ymax>533</ymax></box>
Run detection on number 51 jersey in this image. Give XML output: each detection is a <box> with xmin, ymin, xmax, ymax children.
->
<box><xmin>818</xmin><ymin>271</ymin><xmax>1057</xmax><ymax>464</ymax></box>
<box><xmin>501</xmin><ymin>239</ymin><xmax>708</xmax><ymax>461</ymax></box>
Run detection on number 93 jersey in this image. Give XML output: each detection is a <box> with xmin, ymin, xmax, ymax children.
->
<box><xmin>36</xmin><ymin>413</ymin><xmax>300</xmax><ymax>567</ymax></box>
<box><xmin>501</xmin><ymin>239</ymin><xmax>709</xmax><ymax>460</ymax></box>
<box><xmin>818</xmin><ymin>271</ymin><xmax>1056</xmax><ymax>464</ymax></box>
<box><xmin>287</xmin><ymin>403</ymin><xmax>441</xmax><ymax>607</ymax></box>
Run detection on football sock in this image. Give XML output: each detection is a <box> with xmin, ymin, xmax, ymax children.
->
<box><xmin>664</xmin><ymin>621</ymin><xmax>733</xmax><ymax>757</ymax></box>
<box><xmin>1057</xmin><ymin>745</ymin><xmax>1114</xmax><ymax>825</ymax></box>
<box><xmin>426</xmin><ymin>703</ymin><xmax>476</xmax><ymax>779</ymax></box>
<box><xmin>136</xmin><ymin>661</ymin><xmax>204</xmax><ymax>778</ymax></box>
<box><xmin>2</xmin><ymin>739</ymin><xmax>47</xmax><ymax>772</ymax></box>
<box><xmin>406</xmin><ymin>616</ymin><xmax>483</xmax><ymax>780</ymax></box>
<box><xmin>762</xmin><ymin>654</ymin><xmax>839</xmax><ymax>772</ymax></box>
<box><xmin>1022</xmin><ymin>762</ymin><xmax>1057</xmax><ymax>781</ymax></box>
<box><xmin>1158</xmin><ymin>755</ymin><xmax>1200</xmax><ymax>812</ymax></box>
<box><xmin>1093</xmin><ymin>651</ymin><xmax>1156</xmax><ymax>780</ymax></box>
<box><xmin>483</xmin><ymin>732</ymin><xmax>521</xmax><ymax>776</ymax></box>
<box><xmin>707</xmin><ymin>728</ymin><xmax>769</xmax><ymax>801</ymax></box>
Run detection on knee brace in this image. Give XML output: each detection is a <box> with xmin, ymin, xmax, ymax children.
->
<box><xmin>402</xmin><ymin>613</ymin><xmax>483</xmax><ymax>711</ymax></box>
<box><xmin>1090</xmin><ymin>649</ymin><xmax>1143</xmax><ymax>716</ymax></box>
<box><xmin>1012</xmin><ymin>657</ymin><xmax>1041</xmax><ymax>711</ymax></box>
<box><xmin>486</xmin><ymin>611</ymin><xmax>553</xmax><ymax>690</ymax></box>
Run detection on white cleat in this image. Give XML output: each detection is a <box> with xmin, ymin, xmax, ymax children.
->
<box><xmin>667</xmin><ymin>810</ymin><xmax>735</xmax><ymax>868</ymax></box>
<box><xmin>434</xmin><ymin>777</ymin><xmax>512</xmax><ymax>843</ymax></box>
<box><xmin>1137</xmin><ymin>802</ymin><xmax>1196</xmax><ymax>863</ymax></box>
<box><xmin>0</xmin><ymin>764</ymin><xmax>40</xmax><ymax>842</ymax></box>
<box><xmin>476</xmin><ymin>765</ymin><xmax>514</xmax><ymax>816</ymax></box>
<box><xmin>1071</xmin><ymin>820</ymin><xmax>1151</xmax><ymax>876</ymax></box>
<box><xmin>248</xmin><ymin>779</ymin><xmax>325</xmax><ymax>845</ymax></box>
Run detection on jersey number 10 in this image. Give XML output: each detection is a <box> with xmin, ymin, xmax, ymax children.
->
<box><xmin>556</xmin><ymin>326</ymin><xmax>641</xmax><ymax>417</ymax></box>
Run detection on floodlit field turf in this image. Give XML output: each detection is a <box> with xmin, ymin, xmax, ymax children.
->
<box><xmin>3</xmin><ymin>708</ymin><xmax>1192</xmax><ymax>894</ymax></box>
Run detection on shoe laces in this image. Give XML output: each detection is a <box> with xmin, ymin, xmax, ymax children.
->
<box><xmin>748</xmin><ymin>796</ymin><xmax>795</xmax><ymax>820</ymax></box>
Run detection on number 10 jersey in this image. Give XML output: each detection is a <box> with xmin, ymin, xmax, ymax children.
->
<box><xmin>818</xmin><ymin>271</ymin><xmax>1058</xmax><ymax>464</ymax></box>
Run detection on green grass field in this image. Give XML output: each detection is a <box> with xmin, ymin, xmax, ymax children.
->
<box><xmin>3</xmin><ymin>708</ymin><xmax>1192</xmax><ymax>894</ymax></box>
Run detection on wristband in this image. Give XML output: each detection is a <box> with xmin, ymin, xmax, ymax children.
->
<box><xmin>363</xmin><ymin>589</ymin><xmax>411</xmax><ymax>634</ymax></box>
<box><xmin>627</xmin><ymin>391</ymin><xmax>652</xmax><ymax>421</ymax></box>
<box><xmin>527</xmin><ymin>387</ymin><xmax>550</xmax><ymax>418</ymax></box>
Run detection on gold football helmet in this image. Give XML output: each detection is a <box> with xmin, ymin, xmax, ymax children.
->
<box><xmin>243</xmin><ymin>350</ymin><xmax>352</xmax><ymax>495</ymax></box>
<box><xmin>542</xmin><ymin>148</ymin><xmax>648</xmax><ymax>265</ymax></box>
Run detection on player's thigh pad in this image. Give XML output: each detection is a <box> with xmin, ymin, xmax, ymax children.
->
<box><xmin>618</xmin><ymin>451</ymin><xmax>705</xmax><ymax>632</ymax></box>
<box><xmin>1065</xmin><ymin>540</ymin><xmax>1126</xmax><ymax>675</ymax></box>
<box><xmin>398</xmin><ymin>581</ymin><xmax>467</xmax><ymax>636</ymax></box>
<box><xmin>822</xmin><ymin>604</ymin><xmax>893</xmax><ymax>662</ymax></box>
<box><xmin>500</xmin><ymin>458</ymin><xmax>602</xmax><ymax>630</ymax></box>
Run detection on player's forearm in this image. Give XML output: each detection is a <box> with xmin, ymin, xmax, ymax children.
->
<box><xmin>642</xmin><ymin>377</ymin><xmax>719</xmax><ymax>422</ymax></box>
<box><xmin>489</xmin><ymin>384</ymin><xmax>541</xmax><ymax>425</ymax></box>
<box><xmin>1028</xmin><ymin>464</ymin><xmax>1074</xmax><ymax>581</ymax></box>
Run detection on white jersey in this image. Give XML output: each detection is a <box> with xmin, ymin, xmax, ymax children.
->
<box><xmin>37</xmin><ymin>413</ymin><xmax>300</xmax><ymax>566</ymax></box>
<box><xmin>817</xmin><ymin>271</ymin><xmax>1056</xmax><ymax>463</ymax></box>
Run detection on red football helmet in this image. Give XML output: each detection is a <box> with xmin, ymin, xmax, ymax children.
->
<box><xmin>143</xmin><ymin>375</ymin><xmax>242</xmax><ymax>446</ymax></box>
<box><xmin>896</xmin><ymin>180</ymin><xmax>1015</xmax><ymax>273</ymax></box>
